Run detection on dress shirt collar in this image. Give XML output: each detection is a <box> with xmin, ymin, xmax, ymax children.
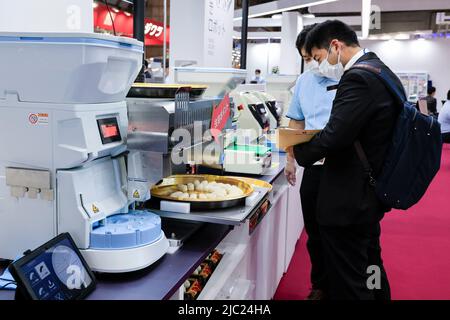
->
<box><xmin>344</xmin><ymin>48</ymin><xmax>369</xmax><ymax>71</ymax></box>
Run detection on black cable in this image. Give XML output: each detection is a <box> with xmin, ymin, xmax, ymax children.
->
<box><xmin>0</xmin><ymin>277</ymin><xmax>16</xmax><ymax>282</ymax></box>
<box><xmin>103</xmin><ymin>0</ymin><xmax>117</xmax><ymax>36</ymax></box>
<box><xmin>0</xmin><ymin>282</ymin><xmax>16</xmax><ymax>290</ymax></box>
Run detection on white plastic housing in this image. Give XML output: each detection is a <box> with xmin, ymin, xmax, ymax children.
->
<box><xmin>0</xmin><ymin>98</ymin><xmax>127</xmax><ymax>259</ymax></box>
<box><xmin>81</xmin><ymin>232</ymin><xmax>169</xmax><ymax>273</ymax></box>
<box><xmin>0</xmin><ymin>32</ymin><xmax>143</xmax><ymax>104</ymax></box>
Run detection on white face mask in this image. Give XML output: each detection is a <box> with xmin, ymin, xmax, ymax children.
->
<box><xmin>304</xmin><ymin>60</ymin><xmax>319</xmax><ymax>73</ymax></box>
<box><xmin>318</xmin><ymin>45</ymin><xmax>344</xmax><ymax>80</ymax></box>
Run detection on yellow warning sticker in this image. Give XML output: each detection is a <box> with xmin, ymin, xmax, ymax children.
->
<box><xmin>92</xmin><ymin>204</ymin><xmax>99</xmax><ymax>214</ymax></box>
<box><xmin>133</xmin><ymin>190</ymin><xmax>140</xmax><ymax>199</ymax></box>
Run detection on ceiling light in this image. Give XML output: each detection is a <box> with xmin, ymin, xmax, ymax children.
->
<box><xmin>112</xmin><ymin>8</ymin><xmax>120</xmax><ymax>13</ymax></box>
<box><xmin>234</xmin><ymin>0</ymin><xmax>338</xmax><ymax>20</ymax></box>
<box><xmin>271</xmin><ymin>14</ymin><xmax>282</xmax><ymax>19</ymax></box>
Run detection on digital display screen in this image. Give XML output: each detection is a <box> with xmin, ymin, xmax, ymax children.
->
<box><xmin>97</xmin><ymin>117</ymin><xmax>122</xmax><ymax>144</ymax></box>
<box><xmin>9</xmin><ymin>233</ymin><xmax>95</xmax><ymax>300</ymax></box>
<box><xmin>101</xmin><ymin>124</ymin><xmax>119</xmax><ymax>138</ymax></box>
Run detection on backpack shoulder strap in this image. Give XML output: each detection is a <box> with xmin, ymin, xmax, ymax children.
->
<box><xmin>351</xmin><ymin>61</ymin><xmax>407</xmax><ymax>105</ymax></box>
<box><xmin>350</xmin><ymin>61</ymin><xmax>405</xmax><ymax>186</ymax></box>
<box><xmin>354</xmin><ymin>140</ymin><xmax>377</xmax><ymax>187</ymax></box>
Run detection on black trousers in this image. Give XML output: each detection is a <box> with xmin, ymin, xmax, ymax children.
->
<box><xmin>443</xmin><ymin>132</ymin><xmax>450</xmax><ymax>144</ymax></box>
<box><xmin>319</xmin><ymin>222</ymin><xmax>391</xmax><ymax>300</ymax></box>
<box><xmin>300</xmin><ymin>166</ymin><xmax>327</xmax><ymax>291</ymax></box>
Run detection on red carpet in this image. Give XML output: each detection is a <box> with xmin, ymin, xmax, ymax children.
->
<box><xmin>274</xmin><ymin>145</ymin><xmax>450</xmax><ymax>300</ymax></box>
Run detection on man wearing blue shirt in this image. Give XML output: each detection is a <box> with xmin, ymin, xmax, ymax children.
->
<box><xmin>284</xmin><ymin>24</ymin><xmax>338</xmax><ymax>300</ymax></box>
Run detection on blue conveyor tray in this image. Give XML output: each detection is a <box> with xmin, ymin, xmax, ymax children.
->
<box><xmin>90</xmin><ymin>210</ymin><xmax>162</xmax><ymax>250</ymax></box>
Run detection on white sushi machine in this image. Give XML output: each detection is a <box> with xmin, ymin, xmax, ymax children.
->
<box><xmin>0</xmin><ymin>32</ymin><xmax>169</xmax><ymax>273</ymax></box>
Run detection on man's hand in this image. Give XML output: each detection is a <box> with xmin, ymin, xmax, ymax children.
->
<box><xmin>286</xmin><ymin>146</ymin><xmax>294</xmax><ymax>158</ymax></box>
<box><xmin>284</xmin><ymin>160</ymin><xmax>297</xmax><ymax>186</ymax></box>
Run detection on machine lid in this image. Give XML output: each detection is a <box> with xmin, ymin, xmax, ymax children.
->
<box><xmin>127</xmin><ymin>83</ymin><xmax>208</xmax><ymax>99</ymax></box>
<box><xmin>241</xmin><ymin>92</ymin><xmax>264</xmax><ymax>105</ymax></box>
<box><xmin>0</xmin><ymin>32</ymin><xmax>143</xmax><ymax>52</ymax></box>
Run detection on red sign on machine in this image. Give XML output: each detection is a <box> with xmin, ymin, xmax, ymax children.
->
<box><xmin>94</xmin><ymin>3</ymin><xmax>170</xmax><ymax>46</ymax></box>
<box><xmin>210</xmin><ymin>94</ymin><xmax>231</xmax><ymax>142</ymax></box>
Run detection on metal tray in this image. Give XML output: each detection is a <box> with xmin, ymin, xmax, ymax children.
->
<box><xmin>150</xmin><ymin>175</ymin><xmax>253</xmax><ymax>211</ymax></box>
<box><xmin>127</xmin><ymin>83</ymin><xmax>207</xmax><ymax>99</ymax></box>
<box><xmin>232</xmin><ymin>176</ymin><xmax>273</xmax><ymax>191</ymax></box>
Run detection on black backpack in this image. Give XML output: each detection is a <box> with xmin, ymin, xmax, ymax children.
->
<box><xmin>352</xmin><ymin>62</ymin><xmax>442</xmax><ymax>210</ymax></box>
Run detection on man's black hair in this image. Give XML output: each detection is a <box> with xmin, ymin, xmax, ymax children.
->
<box><xmin>305</xmin><ymin>20</ymin><xmax>360</xmax><ymax>55</ymax></box>
<box><xmin>447</xmin><ymin>89</ymin><xmax>450</xmax><ymax>101</ymax></box>
<box><xmin>295</xmin><ymin>24</ymin><xmax>317</xmax><ymax>56</ymax></box>
<box><xmin>255</xmin><ymin>69</ymin><xmax>261</xmax><ymax>73</ymax></box>
<box><xmin>428</xmin><ymin>86</ymin><xmax>436</xmax><ymax>95</ymax></box>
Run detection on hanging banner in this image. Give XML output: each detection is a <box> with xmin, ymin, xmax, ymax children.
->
<box><xmin>94</xmin><ymin>3</ymin><xmax>170</xmax><ymax>46</ymax></box>
<box><xmin>204</xmin><ymin>0</ymin><xmax>234</xmax><ymax>67</ymax></box>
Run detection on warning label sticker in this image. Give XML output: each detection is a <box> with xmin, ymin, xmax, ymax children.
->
<box><xmin>28</xmin><ymin>113</ymin><xmax>49</xmax><ymax>125</ymax></box>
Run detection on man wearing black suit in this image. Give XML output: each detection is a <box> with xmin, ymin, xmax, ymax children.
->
<box><xmin>291</xmin><ymin>20</ymin><xmax>405</xmax><ymax>300</ymax></box>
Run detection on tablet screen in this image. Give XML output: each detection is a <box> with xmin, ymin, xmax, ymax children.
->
<box><xmin>10</xmin><ymin>233</ymin><xmax>95</xmax><ymax>300</ymax></box>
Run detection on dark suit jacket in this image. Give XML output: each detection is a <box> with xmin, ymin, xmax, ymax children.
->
<box><xmin>426</xmin><ymin>96</ymin><xmax>437</xmax><ymax>116</ymax></box>
<box><xmin>293</xmin><ymin>52</ymin><xmax>404</xmax><ymax>226</ymax></box>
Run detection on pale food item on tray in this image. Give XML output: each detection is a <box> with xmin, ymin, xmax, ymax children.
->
<box><xmin>189</xmin><ymin>194</ymin><xmax>198</xmax><ymax>200</ymax></box>
<box><xmin>168</xmin><ymin>180</ymin><xmax>244</xmax><ymax>201</ymax></box>
<box><xmin>178</xmin><ymin>192</ymin><xmax>190</xmax><ymax>200</ymax></box>
<box><xmin>170</xmin><ymin>191</ymin><xmax>183</xmax><ymax>198</ymax></box>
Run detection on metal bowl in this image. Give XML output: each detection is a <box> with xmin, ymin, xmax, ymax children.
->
<box><xmin>150</xmin><ymin>175</ymin><xmax>254</xmax><ymax>210</ymax></box>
